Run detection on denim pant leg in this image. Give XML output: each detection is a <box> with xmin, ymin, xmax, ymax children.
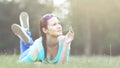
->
<box><xmin>20</xmin><ymin>30</ymin><xmax>34</xmax><ymax>54</ymax></box>
<box><xmin>19</xmin><ymin>48</ymin><xmax>30</xmax><ymax>60</ymax></box>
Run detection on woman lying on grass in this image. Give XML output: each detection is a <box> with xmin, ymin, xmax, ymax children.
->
<box><xmin>11</xmin><ymin>12</ymin><xmax>74</xmax><ymax>64</ymax></box>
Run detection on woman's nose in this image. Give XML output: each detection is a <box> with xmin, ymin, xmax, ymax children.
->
<box><xmin>57</xmin><ymin>24</ymin><xmax>62</xmax><ymax>29</ymax></box>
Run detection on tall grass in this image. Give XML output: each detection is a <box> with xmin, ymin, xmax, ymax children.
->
<box><xmin>0</xmin><ymin>55</ymin><xmax>120</xmax><ymax>68</ymax></box>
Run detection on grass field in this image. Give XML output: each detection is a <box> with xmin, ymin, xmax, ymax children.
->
<box><xmin>0</xmin><ymin>55</ymin><xmax>120</xmax><ymax>68</ymax></box>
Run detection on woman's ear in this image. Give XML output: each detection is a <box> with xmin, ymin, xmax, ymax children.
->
<box><xmin>42</xmin><ymin>28</ymin><xmax>47</xmax><ymax>33</ymax></box>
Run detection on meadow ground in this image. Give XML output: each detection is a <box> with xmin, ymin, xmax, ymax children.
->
<box><xmin>0</xmin><ymin>55</ymin><xmax>120</xmax><ymax>68</ymax></box>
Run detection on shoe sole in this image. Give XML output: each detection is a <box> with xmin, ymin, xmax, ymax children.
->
<box><xmin>11</xmin><ymin>24</ymin><xmax>29</xmax><ymax>43</ymax></box>
<box><xmin>19</xmin><ymin>12</ymin><xmax>29</xmax><ymax>28</ymax></box>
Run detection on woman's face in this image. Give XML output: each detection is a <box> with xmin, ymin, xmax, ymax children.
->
<box><xmin>45</xmin><ymin>17</ymin><xmax>62</xmax><ymax>37</ymax></box>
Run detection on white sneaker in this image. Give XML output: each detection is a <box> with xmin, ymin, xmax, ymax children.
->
<box><xmin>19</xmin><ymin>11</ymin><xmax>29</xmax><ymax>30</ymax></box>
<box><xmin>11</xmin><ymin>24</ymin><xmax>30</xmax><ymax>43</ymax></box>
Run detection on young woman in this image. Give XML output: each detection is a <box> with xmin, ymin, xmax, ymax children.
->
<box><xmin>11</xmin><ymin>12</ymin><xmax>74</xmax><ymax>63</ymax></box>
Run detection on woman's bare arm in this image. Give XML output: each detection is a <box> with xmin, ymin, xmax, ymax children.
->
<box><xmin>58</xmin><ymin>27</ymin><xmax>74</xmax><ymax>63</ymax></box>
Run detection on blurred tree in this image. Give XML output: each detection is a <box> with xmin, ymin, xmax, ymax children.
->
<box><xmin>68</xmin><ymin>0</ymin><xmax>120</xmax><ymax>56</ymax></box>
<box><xmin>0</xmin><ymin>1</ymin><xmax>20</xmax><ymax>54</ymax></box>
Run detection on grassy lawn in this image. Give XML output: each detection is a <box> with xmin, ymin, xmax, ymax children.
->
<box><xmin>0</xmin><ymin>55</ymin><xmax>120</xmax><ymax>68</ymax></box>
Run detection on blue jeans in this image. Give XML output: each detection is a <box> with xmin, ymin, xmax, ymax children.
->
<box><xmin>20</xmin><ymin>30</ymin><xmax>33</xmax><ymax>54</ymax></box>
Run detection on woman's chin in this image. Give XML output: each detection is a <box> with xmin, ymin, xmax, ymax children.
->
<box><xmin>57</xmin><ymin>33</ymin><xmax>62</xmax><ymax>36</ymax></box>
<box><xmin>59</xmin><ymin>32</ymin><xmax>63</xmax><ymax>35</ymax></box>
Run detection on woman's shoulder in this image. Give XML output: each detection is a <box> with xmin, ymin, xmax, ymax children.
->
<box><xmin>34</xmin><ymin>37</ymin><xmax>42</xmax><ymax>42</ymax></box>
<box><xmin>32</xmin><ymin>37</ymin><xmax>43</xmax><ymax>46</ymax></box>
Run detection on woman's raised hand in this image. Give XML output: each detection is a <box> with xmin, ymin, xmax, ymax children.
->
<box><xmin>65</xmin><ymin>27</ymin><xmax>74</xmax><ymax>44</ymax></box>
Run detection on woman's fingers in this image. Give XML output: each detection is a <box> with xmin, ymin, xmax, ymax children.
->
<box><xmin>68</xmin><ymin>27</ymin><xmax>74</xmax><ymax>36</ymax></box>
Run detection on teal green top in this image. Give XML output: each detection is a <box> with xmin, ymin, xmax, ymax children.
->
<box><xmin>19</xmin><ymin>37</ymin><xmax>70</xmax><ymax>63</ymax></box>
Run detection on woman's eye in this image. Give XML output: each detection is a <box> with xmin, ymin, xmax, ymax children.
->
<box><xmin>52</xmin><ymin>22</ymin><xmax>61</xmax><ymax>26</ymax></box>
<box><xmin>58</xmin><ymin>23</ymin><xmax>61</xmax><ymax>25</ymax></box>
<box><xmin>53</xmin><ymin>23</ymin><xmax>56</xmax><ymax>26</ymax></box>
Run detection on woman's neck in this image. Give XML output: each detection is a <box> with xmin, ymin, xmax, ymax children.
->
<box><xmin>46</xmin><ymin>35</ymin><xmax>58</xmax><ymax>47</ymax></box>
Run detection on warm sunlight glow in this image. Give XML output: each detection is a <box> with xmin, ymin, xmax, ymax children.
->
<box><xmin>53</xmin><ymin>0</ymin><xmax>65</xmax><ymax>6</ymax></box>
